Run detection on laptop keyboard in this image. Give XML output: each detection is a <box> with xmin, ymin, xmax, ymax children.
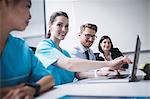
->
<box><xmin>108</xmin><ymin>74</ymin><xmax>129</xmax><ymax>79</ymax></box>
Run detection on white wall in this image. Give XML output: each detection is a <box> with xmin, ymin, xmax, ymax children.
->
<box><xmin>13</xmin><ymin>0</ymin><xmax>150</xmax><ymax>53</ymax></box>
<box><xmin>11</xmin><ymin>0</ymin><xmax>150</xmax><ymax>59</ymax></box>
<box><xmin>124</xmin><ymin>52</ymin><xmax>150</xmax><ymax>65</ymax></box>
<box><xmin>44</xmin><ymin>0</ymin><xmax>150</xmax><ymax>53</ymax></box>
<box><xmin>78</xmin><ymin>0</ymin><xmax>148</xmax><ymax>53</ymax></box>
<box><xmin>148</xmin><ymin>0</ymin><xmax>150</xmax><ymax>41</ymax></box>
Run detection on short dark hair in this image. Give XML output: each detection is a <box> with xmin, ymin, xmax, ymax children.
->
<box><xmin>98</xmin><ymin>35</ymin><xmax>114</xmax><ymax>53</ymax></box>
<box><xmin>46</xmin><ymin>11</ymin><xmax>69</xmax><ymax>38</ymax></box>
<box><xmin>80</xmin><ymin>23</ymin><xmax>97</xmax><ymax>33</ymax></box>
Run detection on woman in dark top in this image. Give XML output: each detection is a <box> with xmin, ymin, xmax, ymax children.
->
<box><xmin>97</xmin><ymin>35</ymin><xmax>128</xmax><ymax>69</ymax></box>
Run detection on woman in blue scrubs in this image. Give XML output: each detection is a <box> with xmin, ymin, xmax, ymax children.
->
<box><xmin>35</xmin><ymin>11</ymin><xmax>132</xmax><ymax>86</ymax></box>
<box><xmin>0</xmin><ymin>0</ymin><xmax>54</xmax><ymax>98</ymax></box>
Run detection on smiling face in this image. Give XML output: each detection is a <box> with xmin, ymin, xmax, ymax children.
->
<box><xmin>49</xmin><ymin>16</ymin><xmax>69</xmax><ymax>41</ymax></box>
<box><xmin>100</xmin><ymin>38</ymin><xmax>112</xmax><ymax>52</ymax></box>
<box><xmin>79</xmin><ymin>27</ymin><xmax>96</xmax><ymax>48</ymax></box>
<box><xmin>4</xmin><ymin>0</ymin><xmax>32</xmax><ymax>31</ymax></box>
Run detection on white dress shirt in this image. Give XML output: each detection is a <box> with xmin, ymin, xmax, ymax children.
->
<box><xmin>69</xmin><ymin>43</ymin><xmax>96</xmax><ymax>60</ymax></box>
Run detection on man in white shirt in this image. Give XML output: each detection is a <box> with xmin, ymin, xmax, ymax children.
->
<box><xmin>69</xmin><ymin>23</ymin><xmax>111</xmax><ymax>79</ymax></box>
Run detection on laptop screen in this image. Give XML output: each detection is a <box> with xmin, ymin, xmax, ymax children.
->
<box><xmin>129</xmin><ymin>35</ymin><xmax>141</xmax><ymax>82</ymax></box>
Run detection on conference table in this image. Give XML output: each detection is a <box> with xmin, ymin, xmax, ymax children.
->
<box><xmin>36</xmin><ymin>70</ymin><xmax>150</xmax><ymax>99</ymax></box>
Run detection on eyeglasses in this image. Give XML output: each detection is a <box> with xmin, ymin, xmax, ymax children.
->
<box><xmin>82</xmin><ymin>34</ymin><xmax>97</xmax><ymax>39</ymax></box>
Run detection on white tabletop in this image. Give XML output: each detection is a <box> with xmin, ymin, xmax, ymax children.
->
<box><xmin>36</xmin><ymin>79</ymin><xmax>150</xmax><ymax>99</ymax></box>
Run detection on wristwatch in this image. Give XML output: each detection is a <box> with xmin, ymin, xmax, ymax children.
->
<box><xmin>24</xmin><ymin>82</ymin><xmax>41</xmax><ymax>97</ymax></box>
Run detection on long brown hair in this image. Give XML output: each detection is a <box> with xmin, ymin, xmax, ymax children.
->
<box><xmin>46</xmin><ymin>11</ymin><xmax>69</xmax><ymax>38</ymax></box>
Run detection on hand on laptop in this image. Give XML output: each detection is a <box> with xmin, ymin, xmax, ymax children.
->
<box><xmin>122</xmin><ymin>56</ymin><xmax>133</xmax><ymax>64</ymax></box>
<box><xmin>109</xmin><ymin>56</ymin><xmax>132</xmax><ymax>70</ymax></box>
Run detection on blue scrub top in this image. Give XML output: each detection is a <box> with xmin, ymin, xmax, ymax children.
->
<box><xmin>35</xmin><ymin>39</ymin><xmax>75</xmax><ymax>85</ymax></box>
<box><xmin>0</xmin><ymin>34</ymin><xmax>49</xmax><ymax>88</ymax></box>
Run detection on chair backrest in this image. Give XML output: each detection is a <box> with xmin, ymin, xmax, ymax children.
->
<box><xmin>94</xmin><ymin>53</ymin><xmax>105</xmax><ymax>61</ymax></box>
<box><xmin>29</xmin><ymin>46</ymin><xmax>36</xmax><ymax>54</ymax></box>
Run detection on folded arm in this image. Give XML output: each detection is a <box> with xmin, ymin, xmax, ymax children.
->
<box><xmin>1</xmin><ymin>75</ymin><xmax>54</xmax><ymax>99</ymax></box>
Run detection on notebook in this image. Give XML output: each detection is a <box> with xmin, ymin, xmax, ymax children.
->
<box><xmin>87</xmin><ymin>35</ymin><xmax>141</xmax><ymax>83</ymax></box>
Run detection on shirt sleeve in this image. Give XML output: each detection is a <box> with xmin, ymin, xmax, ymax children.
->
<box><xmin>35</xmin><ymin>40</ymin><xmax>66</xmax><ymax>68</ymax></box>
<box><xmin>69</xmin><ymin>47</ymin><xmax>83</xmax><ymax>58</ymax></box>
<box><xmin>30</xmin><ymin>51</ymin><xmax>50</xmax><ymax>83</ymax></box>
<box><xmin>25</xmin><ymin>42</ymin><xmax>50</xmax><ymax>83</ymax></box>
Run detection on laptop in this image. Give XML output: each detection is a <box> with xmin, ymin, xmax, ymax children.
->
<box><xmin>87</xmin><ymin>35</ymin><xmax>141</xmax><ymax>83</ymax></box>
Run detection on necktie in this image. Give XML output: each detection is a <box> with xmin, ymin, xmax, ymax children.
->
<box><xmin>85</xmin><ymin>50</ymin><xmax>89</xmax><ymax>60</ymax></box>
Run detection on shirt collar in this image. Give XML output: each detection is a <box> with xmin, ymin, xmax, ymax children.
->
<box><xmin>78</xmin><ymin>43</ymin><xmax>90</xmax><ymax>53</ymax></box>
